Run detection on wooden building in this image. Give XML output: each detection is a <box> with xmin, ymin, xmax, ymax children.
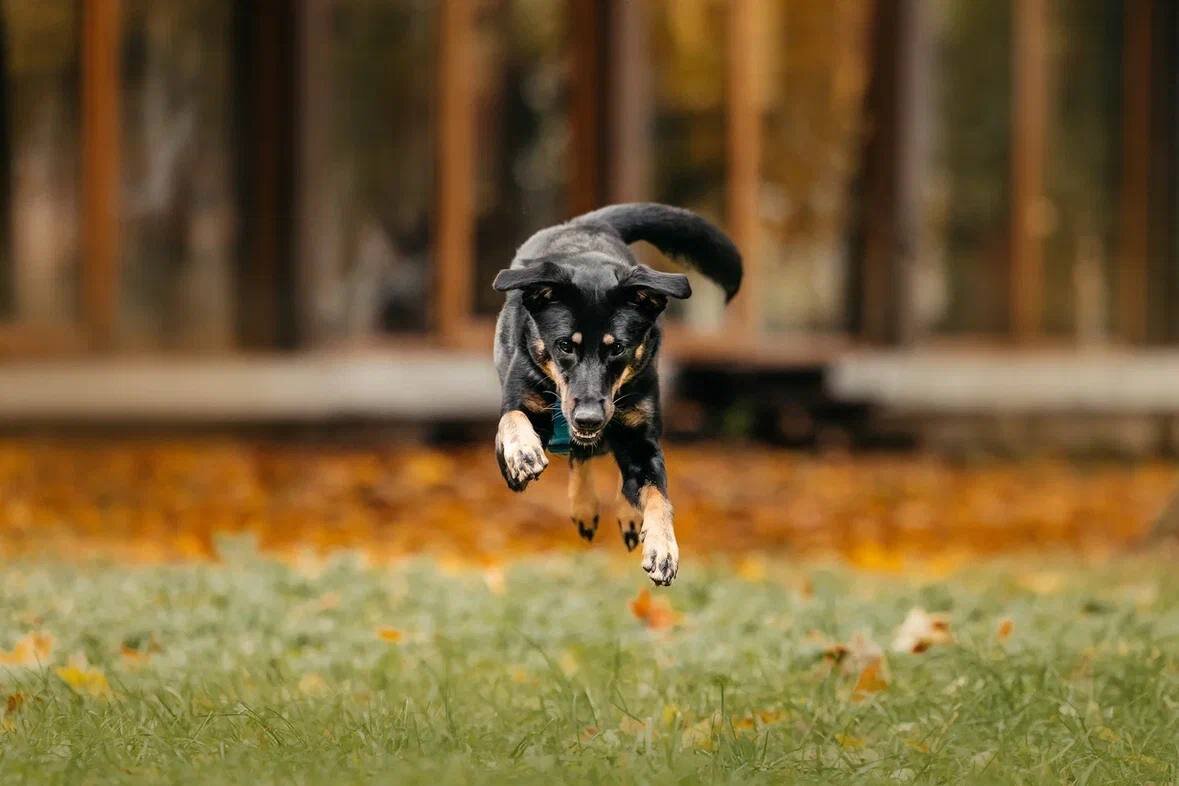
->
<box><xmin>0</xmin><ymin>1</ymin><xmax>1176</xmax><ymax>423</ymax></box>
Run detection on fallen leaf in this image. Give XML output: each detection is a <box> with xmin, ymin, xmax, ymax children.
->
<box><xmin>681</xmin><ymin>716</ymin><xmax>717</xmax><ymax>750</ymax></box>
<box><xmin>996</xmin><ymin>618</ymin><xmax>1014</xmax><ymax>643</ymax></box>
<box><xmin>629</xmin><ymin>588</ymin><xmax>680</xmax><ymax>630</ymax></box>
<box><xmin>375</xmin><ymin>627</ymin><xmax>402</xmax><ymax>643</ymax></box>
<box><xmin>298</xmin><ymin>672</ymin><xmax>329</xmax><ymax>697</ymax></box>
<box><xmin>835</xmin><ymin>733</ymin><xmax>865</xmax><ymax>749</ymax></box>
<box><xmin>5</xmin><ymin>693</ymin><xmax>24</xmax><ymax>715</ymax></box>
<box><xmin>483</xmin><ymin>567</ymin><xmax>506</xmax><ymax>595</ymax></box>
<box><xmin>851</xmin><ymin>658</ymin><xmax>888</xmax><ymax>701</ymax></box>
<box><xmin>0</xmin><ymin>632</ymin><xmax>54</xmax><ymax>668</ymax></box>
<box><xmin>618</xmin><ymin>715</ymin><xmax>648</xmax><ymax>737</ymax></box>
<box><xmin>735</xmin><ymin>555</ymin><xmax>766</xmax><ymax>582</ymax></box>
<box><xmin>578</xmin><ymin>725</ymin><xmax>600</xmax><ymax>744</ymax></box>
<box><xmin>891</xmin><ymin>608</ymin><xmax>952</xmax><ymax>654</ymax></box>
<box><xmin>55</xmin><ymin>655</ymin><xmax>110</xmax><ymax>698</ymax></box>
<box><xmin>847</xmin><ymin>542</ymin><xmax>903</xmax><ymax>573</ymax></box>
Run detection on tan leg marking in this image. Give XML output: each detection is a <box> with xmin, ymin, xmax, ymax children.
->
<box><xmin>495</xmin><ymin>410</ymin><xmax>548</xmax><ymax>491</ymax></box>
<box><xmin>568</xmin><ymin>459</ymin><xmax>599</xmax><ymax>541</ymax></box>
<box><xmin>639</xmin><ymin>486</ymin><xmax>679</xmax><ymax>586</ymax></box>
<box><xmin>615</xmin><ymin>488</ymin><xmax>643</xmax><ymax>552</ymax></box>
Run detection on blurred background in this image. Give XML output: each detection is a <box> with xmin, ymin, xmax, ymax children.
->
<box><xmin>1</xmin><ymin>0</ymin><xmax>1178</xmax><ymax>560</ymax></box>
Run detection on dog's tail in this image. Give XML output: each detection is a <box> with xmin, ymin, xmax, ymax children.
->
<box><xmin>575</xmin><ymin>203</ymin><xmax>743</xmax><ymax>302</ymax></box>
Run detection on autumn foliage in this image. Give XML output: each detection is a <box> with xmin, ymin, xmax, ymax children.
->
<box><xmin>0</xmin><ymin>439</ymin><xmax>1172</xmax><ymax>564</ymax></box>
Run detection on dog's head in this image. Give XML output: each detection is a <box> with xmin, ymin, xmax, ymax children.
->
<box><xmin>494</xmin><ymin>257</ymin><xmax>690</xmax><ymax>444</ymax></box>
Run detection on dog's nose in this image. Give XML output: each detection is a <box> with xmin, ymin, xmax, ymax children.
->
<box><xmin>572</xmin><ymin>403</ymin><xmax>606</xmax><ymax>432</ymax></box>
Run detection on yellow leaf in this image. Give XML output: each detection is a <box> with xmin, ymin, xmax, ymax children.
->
<box><xmin>376</xmin><ymin>627</ymin><xmax>402</xmax><ymax>643</ymax></box>
<box><xmin>660</xmin><ymin>704</ymin><xmax>681</xmax><ymax>728</ymax></box>
<box><xmin>298</xmin><ymin>672</ymin><xmax>329</xmax><ymax>697</ymax></box>
<box><xmin>835</xmin><ymin>733</ymin><xmax>864</xmax><ymax>749</ymax></box>
<box><xmin>558</xmin><ymin>650</ymin><xmax>579</xmax><ymax>677</ymax></box>
<box><xmin>735</xmin><ymin>555</ymin><xmax>766</xmax><ymax>582</ymax></box>
<box><xmin>756</xmin><ymin>708</ymin><xmax>786</xmax><ymax>726</ymax></box>
<box><xmin>55</xmin><ymin>656</ymin><xmax>110</xmax><ymax>698</ymax></box>
<box><xmin>847</xmin><ymin>542</ymin><xmax>903</xmax><ymax>573</ymax></box>
<box><xmin>5</xmin><ymin>693</ymin><xmax>24</xmax><ymax>715</ymax></box>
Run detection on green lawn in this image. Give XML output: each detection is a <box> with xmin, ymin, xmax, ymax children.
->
<box><xmin>2</xmin><ymin>544</ymin><xmax>1178</xmax><ymax>785</ymax></box>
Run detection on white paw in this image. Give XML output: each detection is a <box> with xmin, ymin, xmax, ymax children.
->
<box><xmin>640</xmin><ymin>528</ymin><xmax>679</xmax><ymax>586</ymax></box>
<box><xmin>496</xmin><ymin>413</ymin><xmax>548</xmax><ymax>492</ymax></box>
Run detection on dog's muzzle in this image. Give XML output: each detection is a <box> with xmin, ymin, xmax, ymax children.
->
<box><xmin>570</xmin><ymin>400</ymin><xmax>608</xmax><ymax>443</ymax></box>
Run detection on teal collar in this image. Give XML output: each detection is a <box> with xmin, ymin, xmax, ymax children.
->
<box><xmin>548</xmin><ymin>405</ymin><xmax>571</xmax><ymax>455</ymax></box>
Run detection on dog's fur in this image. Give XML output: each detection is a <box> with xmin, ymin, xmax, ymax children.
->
<box><xmin>492</xmin><ymin>203</ymin><xmax>742</xmax><ymax>585</ymax></box>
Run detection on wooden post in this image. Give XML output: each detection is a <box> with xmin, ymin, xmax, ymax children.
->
<box><xmin>727</xmin><ymin>0</ymin><xmax>761</xmax><ymax>339</ymax></box>
<box><xmin>852</xmin><ymin>0</ymin><xmax>925</xmax><ymax>345</ymax></box>
<box><xmin>1118</xmin><ymin>0</ymin><xmax>1152</xmax><ymax>344</ymax></box>
<box><xmin>607</xmin><ymin>0</ymin><xmax>650</xmax><ymax>203</ymax></box>
<box><xmin>81</xmin><ymin>0</ymin><xmax>122</xmax><ymax>350</ymax></box>
<box><xmin>570</xmin><ymin>0</ymin><xmax>606</xmax><ymax>215</ymax></box>
<box><xmin>435</xmin><ymin>0</ymin><xmax>475</xmax><ymax>344</ymax></box>
<box><xmin>1010</xmin><ymin>0</ymin><xmax>1048</xmax><ymax>342</ymax></box>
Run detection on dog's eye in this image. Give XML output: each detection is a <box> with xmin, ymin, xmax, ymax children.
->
<box><xmin>555</xmin><ymin>338</ymin><xmax>574</xmax><ymax>354</ymax></box>
<box><xmin>608</xmin><ymin>343</ymin><xmax>627</xmax><ymax>358</ymax></box>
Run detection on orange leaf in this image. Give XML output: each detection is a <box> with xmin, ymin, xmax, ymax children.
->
<box><xmin>376</xmin><ymin>627</ymin><xmax>403</xmax><ymax>643</ymax></box>
<box><xmin>5</xmin><ymin>693</ymin><xmax>24</xmax><ymax>715</ymax></box>
<box><xmin>996</xmin><ymin>618</ymin><xmax>1014</xmax><ymax>643</ymax></box>
<box><xmin>851</xmin><ymin>658</ymin><xmax>888</xmax><ymax>701</ymax></box>
<box><xmin>629</xmin><ymin>588</ymin><xmax>680</xmax><ymax>630</ymax></box>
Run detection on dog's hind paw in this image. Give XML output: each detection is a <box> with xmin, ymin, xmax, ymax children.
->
<box><xmin>572</xmin><ymin>514</ymin><xmax>598</xmax><ymax>542</ymax></box>
<box><xmin>619</xmin><ymin>516</ymin><xmax>640</xmax><ymax>551</ymax></box>
<box><xmin>640</xmin><ymin>531</ymin><xmax>679</xmax><ymax>586</ymax></box>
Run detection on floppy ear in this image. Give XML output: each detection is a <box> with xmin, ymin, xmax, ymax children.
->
<box><xmin>492</xmin><ymin>260</ymin><xmax>569</xmax><ymax>293</ymax></box>
<box><xmin>620</xmin><ymin>264</ymin><xmax>692</xmax><ymax>315</ymax></box>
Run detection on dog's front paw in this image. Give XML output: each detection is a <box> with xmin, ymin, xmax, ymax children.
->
<box><xmin>496</xmin><ymin>412</ymin><xmax>548</xmax><ymax>492</ymax></box>
<box><xmin>640</xmin><ymin>528</ymin><xmax>679</xmax><ymax>586</ymax></box>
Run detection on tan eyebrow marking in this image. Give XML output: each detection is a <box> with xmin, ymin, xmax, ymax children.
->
<box><xmin>571</xmin><ymin>332</ymin><xmax>582</xmax><ymax>345</ymax></box>
<box><xmin>603</xmin><ymin>334</ymin><xmax>615</xmax><ymax>346</ymax></box>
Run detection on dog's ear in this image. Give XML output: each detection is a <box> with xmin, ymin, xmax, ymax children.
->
<box><xmin>619</xmin><ymin>264</ymin><xmax>691</xmax><ymax>316</ymax></box>
<box><xmin>492</xmin><ymin>259</ymin><xmax>569</xmax><ymax>298</ymax></box>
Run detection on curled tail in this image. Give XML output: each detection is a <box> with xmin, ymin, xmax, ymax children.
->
<box><xmin>575</xmin><ymin>203</ymin><xmax>743</xmax><ymax>302</ymax></box>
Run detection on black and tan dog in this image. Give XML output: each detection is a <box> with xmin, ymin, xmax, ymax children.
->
<box><xmin>492</xmin><ymin>203</ymin><xmax>741</xmax><ymax>586</ymax></box>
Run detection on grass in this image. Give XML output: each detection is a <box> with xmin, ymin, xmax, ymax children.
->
<box><xmin>2</xmin><ymin>542</ymin><xmax>1179</xmax><ymax>785</ymax></box>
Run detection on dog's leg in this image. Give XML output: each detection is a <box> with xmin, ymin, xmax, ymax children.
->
<box><xmin>569</xmin><ymin>457</ymin><xmax>599</xmax><ymax>541</ymax></box>
<box><xmin>496</xmin><ymin>410</ymin><xmax>548</xmax><ymax>492</ymax></box>
<box><xmin>612</xmin><ymin>435</ymin><xmax>678</xmax><ymax>586</ymax></box>
<box><xmin>614</xmin><ymin>487</ymin><xmax>643</xmax><ymax>552</ymax></box>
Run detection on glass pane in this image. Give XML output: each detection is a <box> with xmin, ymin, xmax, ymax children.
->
<box><xmin>924</xmin><ymin>0</ymin><xmax>1012</xmax><ymax>335</ymax></box>
<box><xmin>760</xmin><ymin>0</ymin><xmax>871</xmax><ymax>332</ymax></box>
<box><xmin>648</xmin><ymin>0</ymin><xmax>728</xmax><ymax>331</ymax></box>
<box><xmin>1042</xmin><ymin>0</ymin><xmax>1121</xmax><ymax>340</ymax></box>
<box><xmin>1</xmin><ymin>1</ymin><xmax>81</xmax><ymax>327</ymax></box>
<box><xmin>120</xmin><ymin>0</ymin><xmax>236</xmax><ymax>350</ymax></box>
<box><xmin>471</xmin><ymin>0</ymin><xmax>570</xmax><ymax>317</ymax></box>
<box><xmin>303</xmin><ymin>0</ymin><xmax>436</xmax><ymax>339</ymax></box>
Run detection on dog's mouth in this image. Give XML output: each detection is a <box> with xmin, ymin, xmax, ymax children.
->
<box><xmin>570</xmin><ymin>427</ymin><xmax>605</xmax><ymax>445</ymax></box>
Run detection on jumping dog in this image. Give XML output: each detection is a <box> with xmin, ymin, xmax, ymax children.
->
<box><xmin>492</xmin><ymin>203</ymin><xmax>742</xmax><ymax>585</ymax></box>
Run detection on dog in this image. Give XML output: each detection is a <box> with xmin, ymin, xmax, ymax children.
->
<box><xmin>492</xmin><ymin>203</ymin><xmax>742</xmax><ymax>585</ymax></box>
